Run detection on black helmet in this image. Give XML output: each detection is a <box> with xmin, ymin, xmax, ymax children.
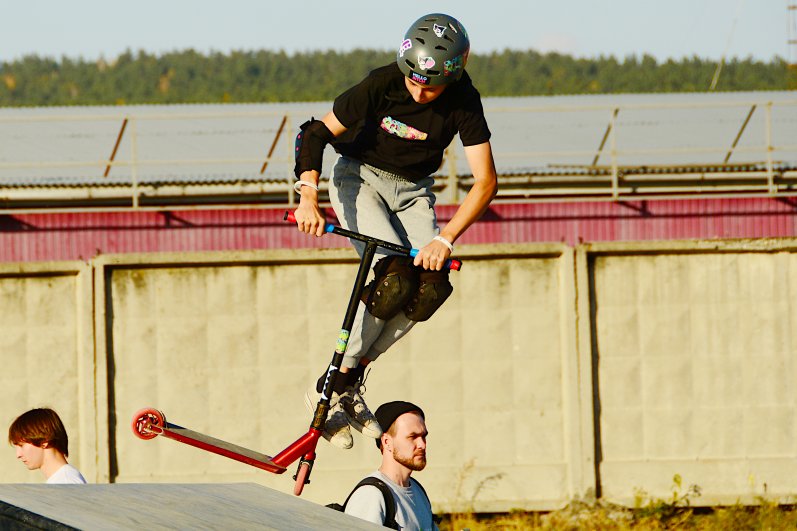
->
<box><xmin>397</xmin><ymin>13</ymin><xmax>470</xmax><ymax>86</ymax></box>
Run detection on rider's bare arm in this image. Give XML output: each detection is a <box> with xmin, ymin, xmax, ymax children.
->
<box><xmin>414</xmin><ymin>141</ymin><xmax>498</xmax><ymax>270</ymax></box>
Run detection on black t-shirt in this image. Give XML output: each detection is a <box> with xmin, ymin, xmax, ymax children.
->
<box><xmin>332</xmin><ymin>63</ymin><xmax>491</xmax><ymax>182</ymax></box>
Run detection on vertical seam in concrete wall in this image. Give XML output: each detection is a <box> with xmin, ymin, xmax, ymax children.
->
<box><xmin>586</xmin><ymin>250</ymin><xmax>604</xmax><ymax>500</ymax></box>
<box><xmin>560</xmin><ymin>247</ymin><xmax>583</xmax><ymax>504</ymax></box>
<box><xmin>92</xmin><ymin>258</ymin><xmax>111</xmax><ymax>483</ymax></box>
<box><xmin>575</xmin><ymin>246</ymin><xmax>599</xmax><ymax>499</ymax></box>
<box><xmin>75</xmin><ymin>262</ymin><xmax>97</xmax><ymax>484</ymax></box>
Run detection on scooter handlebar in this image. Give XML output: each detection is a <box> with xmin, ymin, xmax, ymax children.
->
<box><xmin>284</xmin><ymin>211</ymin><xmax>335</xmax><ymax>234</ymax></box>
<box><xmin>284</xmin><ymin>211</ymin><xmax>462</xmax><ymax>271</ymax></box>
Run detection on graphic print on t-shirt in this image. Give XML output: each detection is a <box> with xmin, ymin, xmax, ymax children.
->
<box><xmin>380</xmin><ymin>116</ymin><xmax>428</xmax><ymax>141</ymax></box>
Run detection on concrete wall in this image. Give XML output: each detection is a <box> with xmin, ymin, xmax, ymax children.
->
<box><xmin>1</xmin><ymin>239</ymin><xmax>795</xmax><ymax>512</ymax></box>
<box><xmin>580</xmin><ymin>240</ymin><xmax>797</xmax><ymax>507</ymax></box>
<box><xmin>0</xmin><ymin>262</ymin><xmax>97</xmax><ymax>482</ymax></box>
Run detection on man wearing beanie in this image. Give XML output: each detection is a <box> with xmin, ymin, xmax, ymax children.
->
<box><xmin>343</xmin><ymin>401</ymin><xmax>437</xmax><ymax>530</ymax></box>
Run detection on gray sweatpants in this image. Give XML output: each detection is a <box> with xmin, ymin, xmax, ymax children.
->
<box><xmin>328</xmin><ymin>156</ymin><xmax>439</xmax><ymax>369</ymax></box>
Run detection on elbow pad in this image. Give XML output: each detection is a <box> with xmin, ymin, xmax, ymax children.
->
<box><xmin>294</xmin><ymin>118</ymin><xmax>335</xmax><ymax>178</ymax></box>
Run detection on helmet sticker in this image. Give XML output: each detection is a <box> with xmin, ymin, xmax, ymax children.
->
<box><xmin>443</xmin><ymin>54</ymin><xmax>464</xmax><ymax>76</ymax></box>
<box><xmin>433</xmin><ymin>24</ymin><xmax>446</xmax><ymax>38</ymax></box>
<box><xmin>398</xmin><ymin>39</ymin><xmax>412</xmax><ymax>58</ymax></box>
<box><xmin>410</xmin><ymin>71</ymin><xmax>430</xmax><ymax>84</ymax></box>
<box><xmin>417</xmin><ymin>56</ymin><xmax>435</xmax><ymax>70</ymax></box>
<box><xmin>381</xmin><ymin>116</ymin><xmax>428</xmax><ymax>141</ymax></box>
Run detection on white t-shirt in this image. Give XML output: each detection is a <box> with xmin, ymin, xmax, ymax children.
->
<box><xmin>46</xmin><ymin>464</ymin><xmax>87</xmax><ymax>484</ymax></box>
<box><xmin>345</xmin><ymin>470</ymin><xmax>437</xmax><ymax>531</ymax></box>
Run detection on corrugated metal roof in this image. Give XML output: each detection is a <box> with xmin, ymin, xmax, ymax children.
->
<box><xmin>1</xmin><ymin>91</ymin><xmax>794</xmax><ymax>187</ymax></box>
<box><xmin>0</xmin><ymin>103</ymin><xmax>309</xmax><ymax>183</ymax></box>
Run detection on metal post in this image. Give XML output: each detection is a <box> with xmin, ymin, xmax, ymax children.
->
<box><xmin>724</xmin><ymin>105</ymin><xmax>756</xmax><ymax>164</ymax></box>
<box><xmin>104</xmin><ymin>118</ymin><xmax>128</xmax><ymax>177</ymax></box>
<box><xmin>789</xmin><ymin>4</ymin><xmax>797</xmax><ymax>75</ymax></box>
<box><xmin>446</xmin><ymin>145</ymin><xmax>458</xmax><ymax>204</ymax></box>
<box><xmin>593</xmin><ymin>108</ymin><xmax>619</xmax><ymax>167</ymax></box>
<box><xmin>260</xmin><ymin>114</ymin><xmax>288</xmax><ymax>175</ymax></box>
<box><xmin>609</xmin><ymin>108</ymin><xmax>619</xmax><ymax>199</ymax></box>
<box><xmin>130</xmin><ymin>117</ymin><xmax>139</xmax><ymax>208</ymax></box>
<box><xmin>287</xmin><ymin>114</ymin><xmax>295</xmax><ymax>208</ymax></box>
<box><xmin>765</xmin><ymin>102</ymin><xmax>775</xmax><ymax>194</ymax></box>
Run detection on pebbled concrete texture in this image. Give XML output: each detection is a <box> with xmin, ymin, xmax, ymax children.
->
<box><xmin>0</xmin><ymin>483</ymin><xmax>381</xmax><ymax>530</ymax></box>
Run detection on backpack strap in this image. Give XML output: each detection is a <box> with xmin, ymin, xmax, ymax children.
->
<box><xmin>342</xmin><ymin>476</ymin><xmax>399</xmax><ymax>530</ymax></box>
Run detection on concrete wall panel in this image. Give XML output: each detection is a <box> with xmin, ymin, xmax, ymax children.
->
<box><xmin>105</xmin><ymin>252</ymin><xmax>356</xmax><ymax>487</ymax></box>
<box><xmin>397</xmin><ymin>249</ymin><xmax>580</xmax><ymax>512</ymax></box>
<box><xmin>0</xmin><ymin>263</ymin><xmax>94</xmax><ymax>483</ymax></box>
<box><xmin>588</xmin><ymin>242</ymin><xmax>797</xmax><ymax>505</ymax></box>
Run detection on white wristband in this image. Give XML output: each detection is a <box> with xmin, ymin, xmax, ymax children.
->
<box><xmin>293</xmin><ymin>180</ymin><xmax>319</xmax><ymax>193</ymax></box>
<box><xmin>433</xmin><ymin>235</ymin><xmax>454</xmax><ymax>252</ymax></box>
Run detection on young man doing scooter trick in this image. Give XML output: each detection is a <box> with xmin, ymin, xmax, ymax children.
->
<box><xmin>292</xmin><ymin>12</ymin><xmax>497</xmax><ymax>449</ymax></box>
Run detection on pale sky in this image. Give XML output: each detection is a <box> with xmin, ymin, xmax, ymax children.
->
<box><xmin>1</xmin><ymin>0</ymin><xmax>791</xmax><ymax>63</ymax></box>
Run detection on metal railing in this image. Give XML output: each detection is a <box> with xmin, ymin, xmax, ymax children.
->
<box><xmin>0</xmin><ymin>97</ymin><xmax>795</xmax><ymax>212</ymax></box>
<box><xmin>468</xmin><ymin>98</ymin><xmax>797</xmax><ymax>203</ymax></box>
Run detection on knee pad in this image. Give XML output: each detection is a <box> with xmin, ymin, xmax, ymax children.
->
<box><xmin>362</xmin><ymin>256</ymin><xmax>419</xmax><ymax>319</ymax></box>
<box><xmin>404</xmin><ymin>269</ymin><xmax>453</xmax><ymax>322</ymax></box>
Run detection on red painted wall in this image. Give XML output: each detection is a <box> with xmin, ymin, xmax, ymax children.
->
<box><xmin>2</xmin><ymin>198</ymin><xmax>796</xmax><ymax>263</ymax></box>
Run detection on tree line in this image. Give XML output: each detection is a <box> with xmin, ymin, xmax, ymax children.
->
<box><xmin>0</xmin><ymin>49</ymin><xmax>791</xmax><ymax>107</ymax></box>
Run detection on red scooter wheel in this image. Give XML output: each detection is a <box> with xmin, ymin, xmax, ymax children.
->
<box><xmin>132</xmin><ymin>408</ymin><xmax>166</xmax><ymax>440</ymax></box>
<box><xmin>293</xmin><ymin>461</ymin><xmax>311</xmax><ymax>496</ymax></box>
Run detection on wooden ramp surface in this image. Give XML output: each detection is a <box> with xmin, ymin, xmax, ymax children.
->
<box><xmin>0</xmin><ymin>483</ymin><xmax>381</xmax><ymax>530</ymax></box>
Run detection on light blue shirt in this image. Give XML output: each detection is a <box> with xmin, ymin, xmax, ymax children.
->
<box><xmin>345</xmin><ymin>470</ymin><xmax>437</xmax><ymax>531</ymax></box>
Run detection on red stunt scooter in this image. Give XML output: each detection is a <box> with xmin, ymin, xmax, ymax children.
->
<box><xmin>132</xmin><ymin>211</ymin><xmax>461</xmax><ymax>496</ymax></box>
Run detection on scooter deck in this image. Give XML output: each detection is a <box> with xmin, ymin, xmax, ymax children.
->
<box><xmin>133</xmin><ymin>410</ymin><xmax>286</xmax><ymax>474</ymax></box>
<box><xmin>161</xmin><ymin>423</ymin><xmax>287</xmax><ymax>474</ymax></box>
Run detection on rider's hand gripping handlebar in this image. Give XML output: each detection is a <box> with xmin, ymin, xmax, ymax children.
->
<box><xmin>284</xmin><ymin>211</ymin><xmax>462</xmax><ymax>271</ymax></box>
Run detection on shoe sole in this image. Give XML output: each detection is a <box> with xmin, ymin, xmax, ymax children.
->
<box><xmin>323</xmin><ymin>430</ymin><xmax>353</xmax><ymax>450</ymax></box>
<box><xmin>304</xmin><ymin>389</ymin><xmax>353</xmax><ymax>449</ymax></box>
<box><xmin>346</xmin><ymin>417</ymin><xmax>383</xmax><ymax>439</ymax></box>
<box><xmin>342</xmin><ymin>404</ymin><xmax>383</xmax><ymax>439</ymax></box>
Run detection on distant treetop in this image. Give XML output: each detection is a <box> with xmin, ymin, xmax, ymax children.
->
<box><xmin>0</xmin><ymin>49</ymin><xmax>791</xmax><ymax>107</ymax></box>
